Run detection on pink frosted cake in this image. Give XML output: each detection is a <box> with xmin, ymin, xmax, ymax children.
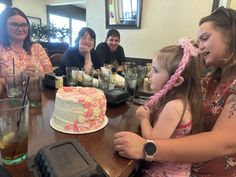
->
<box><xmin>52</xmin><ymin>87</ymin><xmax>107</xmax><ymax>133</ymax></box>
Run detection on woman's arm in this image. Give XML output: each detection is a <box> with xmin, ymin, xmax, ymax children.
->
<box><xmin>79</xmin><ymin>44</ymin><xmax>92</xmax><ymax>72</ymax></box>
<box><xmin>114</xmin><ymin>94</ymin><xmax>236</xmax><ymax>163</ymax></box>
<box><xmin>35</xmin><ymin>43</ymin><xmax>53</xmax><ymax>74</ymax></box>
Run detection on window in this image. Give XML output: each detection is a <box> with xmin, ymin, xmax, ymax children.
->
<box><xmin>49</xmin><ymin>14</ymin><xmax>70</xmax><ymax>44</ymax></box>
<box><xmin>49</xmin><ymin>13</ymin><xmax>86</xmax><ymax>47</ymax></box>
<box><xmin>121</xmin><ymin>0</ymin><xmax>137</xmax><ymax>23</ymax></box>
<box><xmin>0</xmin><ymin>3</ymin><xmax>6</xmax><ymax>14</ymax></box>
<box><xmin>71</xmin><ymin>19</ymin><xmax>86</xmax><ymax>46</ymax></box>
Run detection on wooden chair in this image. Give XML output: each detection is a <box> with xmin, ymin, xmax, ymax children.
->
<box><xmin>49</xmin><ymin>53</ymin><xmax>62</xmax><ymax>67</ymax></box>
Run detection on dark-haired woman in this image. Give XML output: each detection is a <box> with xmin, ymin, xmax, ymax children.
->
<box><xmin>0</xmin><ymin>7</ymin><xmax>53</xmax><ymax>81</ymax></box>
<box><xmin>114</xmin><ymin>7</ymin><xmax>236</xmax><ymax>177</ymax></box>
<box><xmin>60</xmin><ymin>27</ymin><xmax>102</xmax><ymax>75</ymax></box>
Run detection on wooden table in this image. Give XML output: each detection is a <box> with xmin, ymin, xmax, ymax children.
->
<box><xmin>1</xmin><ymin>89</ymin><xmax>140</xmax><ymax>177</ymax></box>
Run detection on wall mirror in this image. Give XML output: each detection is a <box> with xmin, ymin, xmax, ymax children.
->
<box><xmin>212</xmin><ymin>0</ymin><xmax>231</xmax><ymax>11</ymax></box>
<box><xmin>105</xmin><ymin>0</ymin><xmax>143</xmax><ymax>29</ymax></box>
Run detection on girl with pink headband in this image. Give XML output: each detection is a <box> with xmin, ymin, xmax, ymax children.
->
<box><xmin>135</xmin><ymin>37</ymin><xmax>203</xmax><ymax>176</ymax></box>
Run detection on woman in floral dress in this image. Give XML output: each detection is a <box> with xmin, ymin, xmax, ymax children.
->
<box><xmin>114</xmin><ymin>7</ymin><xmax>236</xmax><ymax>177</ymax></box>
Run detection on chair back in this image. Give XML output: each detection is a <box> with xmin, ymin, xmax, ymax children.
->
<box><xmin>49</xmin><ymin>53</ymin><xmax>62</xmax><ymax>67</ymax></box>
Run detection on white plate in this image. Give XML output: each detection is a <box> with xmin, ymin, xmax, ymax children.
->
<box><xmin>50</xmin><ymin>116</ymin><xmax>108</xmax><ymax>134</ymax></box>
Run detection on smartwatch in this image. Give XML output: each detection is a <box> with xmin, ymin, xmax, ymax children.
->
<box><xmin>144</xmin><ymin>139</ymin><xmax>157</xmax><ymax>161</ymax></box>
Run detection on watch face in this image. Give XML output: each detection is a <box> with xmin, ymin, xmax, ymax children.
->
<box><xmin>144</xmin><ymin>142</ymin><xmax>156</xmax><ymax>156</ymax></box>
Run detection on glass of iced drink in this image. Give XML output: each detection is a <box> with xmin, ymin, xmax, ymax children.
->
<box><xmin>0</xmin><ymin>98</ymin><xmax>29</xmax><ymax>165</ymax></box>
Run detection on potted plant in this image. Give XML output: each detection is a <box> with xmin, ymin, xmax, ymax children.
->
<box><xmin>30</xmin><ymin>23</ymin><xmax>70</xmax><ymax>42</ymax></box>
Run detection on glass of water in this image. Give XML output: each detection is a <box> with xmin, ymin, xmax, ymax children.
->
<box><xmin>125</xmin><ymin>67</ymin><xmax>138</xmax><ymax>102</ymax></box>
<box><xmin>5</xmin><ymin>71</ymin><xmax>23</xmax><ymax>98</ymax></box>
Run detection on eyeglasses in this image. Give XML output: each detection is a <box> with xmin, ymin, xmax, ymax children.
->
<box><xmin>8</xmin><ymin>22</ymin><xmax>29</xmax><ymax>30</ymax></box>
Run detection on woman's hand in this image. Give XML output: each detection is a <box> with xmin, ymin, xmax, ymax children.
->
<box><xmin>114</xmin><ymin>131</ymin><xmax>145</xmax><ymax>159</ymax></box>
<box><xmin>136</xmin><ymin>106</ymin><xmax>151</xmax><ymax>122</ymax></box>
<box><xmin>23</xmin><ymin>64</ymin><xmax>43</xmax><ymax>77</ymax></box>
<box><xmin>79</xmin><ymin>44</ymin><xmax>91</xmax><ymax>57</ymax></box>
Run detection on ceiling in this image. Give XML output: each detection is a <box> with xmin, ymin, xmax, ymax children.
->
<box><xmin>73</xmin><ymin>2</ymin><xmax>86</xmax><ymax>9</ymax></box>
<box><xmin>46</xmin><ymin>0</ymin><xmax>86</xmax><ymax>9</ymax></box>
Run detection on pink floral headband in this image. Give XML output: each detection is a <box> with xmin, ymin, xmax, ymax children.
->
<box><xmin>145</xmin><ymin>37</ymin><xmax>200</xmax><ymax>107</ymax></box>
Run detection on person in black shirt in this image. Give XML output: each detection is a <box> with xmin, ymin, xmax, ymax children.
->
<box><xmin>96</xmin><ymin>29</ymin><xmax>126</xmax><ymax>73</ymax></box>
<box><xmin>60</xmin><ymin>27</ymin><xmax>102</xmax><ymax>75</ymax></box>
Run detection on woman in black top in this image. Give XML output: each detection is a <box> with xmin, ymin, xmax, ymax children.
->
<box><xmin>60</xmin><ymin>27</ymin><xmax>102</xmax><ymax>75</ymax></box>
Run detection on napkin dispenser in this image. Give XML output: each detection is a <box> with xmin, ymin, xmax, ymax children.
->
<box><xmin>105</xmin><ymin>88</ymin><xmax>130</xmax><ymax>106</ymax></box>
<box><xmin>43</xmin><ymin>73</ymin><xmax>64</xmax><ymax>89</ymax></box>
<box><xmin>28</xmin><ymin>139</ymin><xmax>108</xmax><ymax>177</ymax></box>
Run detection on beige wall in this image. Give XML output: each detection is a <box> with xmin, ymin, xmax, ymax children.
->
<box><xmin>12</xmin><ymin>0</ymin><xmax>47</xmax><ymax>24</ymax></box>
<box><xmin>230</xmin><ymin>0</ymin><xmax>236</xmax><ymax>9</ymax></box>
<box><xmin>12</xmin><ymin>0</ymin><xmax>214</xmax><ymax>59</ymax></box>
<box><xmin>87</xmin><ymin>0</ymin><xmax>212</xmax><ymax>59</ymax></box>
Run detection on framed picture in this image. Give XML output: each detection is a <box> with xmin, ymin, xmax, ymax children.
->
<box><xmin>27</xmin><ymin>16</ymin><xmax>41</xmax><ymax>26</ymax></box>
<box><xmin>105</xmin><ymin>0</ymin><xmax>143</xmax><ymax>29</ymax></box>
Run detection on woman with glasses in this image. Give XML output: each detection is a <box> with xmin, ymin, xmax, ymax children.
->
<box><xmin>114</xmin><ymin>7</ymin><xmax>236</xmax><ymax>177</ymax></box>
<box><xmin>0</xmin><ymin>7</ymin><xmax>53</xmax><ymax>95</ymax></box>
<box><xmin>60</xmin><ymin>27</ymin><xmax>102</xmax><ymax>75</ymax></box>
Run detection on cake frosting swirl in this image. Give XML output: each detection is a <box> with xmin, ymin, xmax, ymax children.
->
<box><xmin>53</xmin><ymin>87</ymin><xmax>107</xmax><ymax>132</ymax></box>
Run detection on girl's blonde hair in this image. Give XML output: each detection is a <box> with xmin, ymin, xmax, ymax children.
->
<box><xmin>151</xmin><ymin>45</ymin><xmax>203</xmax><ymax>134</ymax></box>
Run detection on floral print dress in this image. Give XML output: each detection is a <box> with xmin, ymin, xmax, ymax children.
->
<box><xmin>191</xmin><ymin>73</ymin><xmax>236</xmax><ymax>177</ymax></box>
<box><xmin>0</xmin><ymin>43</ymin><xmax>52</xmax><ymax>77</ymax></box>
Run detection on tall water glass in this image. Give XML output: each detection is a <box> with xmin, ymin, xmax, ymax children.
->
<box><xmin>66</xmin><ymin>67</ymin><xmax>80</xmax><ymax>86</ymax></box>
<box><xmin>82</xmin><ymin>67</ymin><xmax>94</xmax><ymax>87</ymax></box>
<box><xmin>23</xmin><ymin>72</ymin><xmax>43</xmax><ymax>107</ymax></box>
<box><xmin>123</xmin><ymin>62</ymin><xmax>136</xmax><ymax>77</ymax></box>
<box><xmin>136</xmin><ymin>65</ymin><xmax>147</xmax><ymax>90</ymax></box>
<box><xmin>0</xmin><ymin>98</ymin><xmax>29</xmax><ymax>165</ymax></box>
<box><xmin>5</xmin><ymin>72</ymin><xmax>22</xmax><ymax>98</ymax></box>
<box><xmin>125</xmin><ymin>72</ymin><xmax>138</xmax><ymax>98</ymax></box>
<box><xmin>98</xmin><ymin>69</ymin><xmax>111</xmax><ymax>91</ymax></box>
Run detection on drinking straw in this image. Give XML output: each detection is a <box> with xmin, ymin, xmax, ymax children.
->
<box><xmin>13</xmin><ymin>57</ymin><xmax>16</xmax><ymax>88</ymax></box>
<box><xmin>11</xmin><ymin>76</ymin><xmax>30</xmax><ymax>158</ymax></box>
<box><xmin>16</xmin><ymin>76</ymin><xmax>30</xmax><ymax>130</ymax></box>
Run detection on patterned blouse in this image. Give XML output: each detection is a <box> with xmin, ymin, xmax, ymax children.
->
<box><xmin>0</xmin><ymin>43</ymin><xmax>52</xmax><ymax>77</ymax></box>
<box><xmin>191</xmin><ymin>72</ymin><xmax>236</xmax><ymax>177</ymax></box>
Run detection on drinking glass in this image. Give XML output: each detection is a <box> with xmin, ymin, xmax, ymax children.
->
<box><xmin>98</xmin><ymin>69</ymin><xmax>111</xmax><ymax>92</ymax></box>
<box><xmin>125</xmin><ymin>72</ymin><xmax>138</xmax><ymax>98</ymax></box>
<box><xmin>0</xmin><ymin>98</ymin><xmax>29</xmax><ymax>165</ymax></box>
<box><xmin>123</xmin><ymin>62</ymin><xmax>136</xmax><ymax>77</ymax></box>
<box><xmin>82</xmin><ymin>67</ymin><xmax>93</xmax><ymax>87</ymax></box>
<box><xmin>136</xmin><ymin>65</ymin><xmax>147</xmax><ymax>90</ymax></box>
<box><xmin>23</xmin><ymin>72</ymin><xmax>43</xmax><ymax>107</ymax></box>
<box><xmin>5</xmin><ymin>72</ymin><xmax>23</xmax><ymax>98</ymax></box>
<box><xmin>66</xmin><ymin>67</ymin><xmax>80</xmax><ymax>86</ymax></box>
